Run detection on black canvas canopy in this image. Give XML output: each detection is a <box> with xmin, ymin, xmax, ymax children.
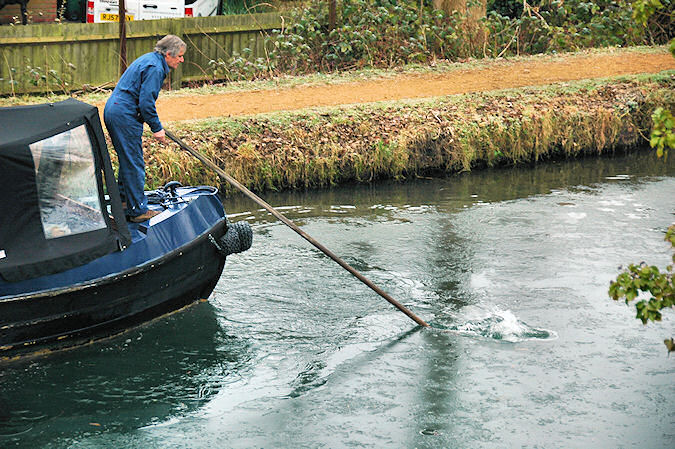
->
<box><xmin>0</xmin><ymin>99</ymin><xmax>130</xmax><ymax>282</ymax></box>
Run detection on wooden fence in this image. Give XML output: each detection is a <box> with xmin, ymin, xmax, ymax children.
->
<box><xmin>0</xmin><ymin>13</ymin><xmax>283</xmax><ymax>95</ymax></box>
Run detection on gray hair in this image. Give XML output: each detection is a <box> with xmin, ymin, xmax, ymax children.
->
<box><xmin>154</xmin><ymin>35</ymin><xmax>186</xmax><ymax>57</ymax></box>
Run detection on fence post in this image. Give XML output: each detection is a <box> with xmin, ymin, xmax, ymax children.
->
<box><xmin>329</xmin><ymin>0</ymin><xmax>336</xmax><ymax>31</ymax></box>
<box><xmin>119</xmin><ymin>0</ymin><xmax>128</xmax><ymax>74</ymax></box>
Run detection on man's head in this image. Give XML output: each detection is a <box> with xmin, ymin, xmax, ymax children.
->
<box><xmin>155</xmin><ymin>35</ymin><xmax>186</xmax><ymax>69</ymax></box>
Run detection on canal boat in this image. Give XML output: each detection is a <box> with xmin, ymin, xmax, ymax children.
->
<box><xmin>0</xmin><ymin>99</ymin><xmax>252</xmax><ymax>359</ymax></box>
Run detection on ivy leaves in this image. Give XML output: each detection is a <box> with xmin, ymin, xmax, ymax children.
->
<box><xmin>609</xmin><ymin>225</ymin><xmax>675</xmax><ymax>352</ymax></box>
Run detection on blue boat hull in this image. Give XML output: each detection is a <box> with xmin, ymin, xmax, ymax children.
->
<box><xmin>0</xmin><ymin>187</ymin><xmax>233</xmax><ymax>360</ymax></box>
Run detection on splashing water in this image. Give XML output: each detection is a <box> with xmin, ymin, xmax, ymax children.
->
<box><xmin>437</xmin><ymin>306</ymin><xmax>557</xmax><ymax>342</ymax></box>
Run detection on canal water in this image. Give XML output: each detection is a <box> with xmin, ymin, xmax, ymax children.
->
<box><xmin>1</xmin><ymin>150</ymin><xmax>673</xmax><ymax>448</ymax></box>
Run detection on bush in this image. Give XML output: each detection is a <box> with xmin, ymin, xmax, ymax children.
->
<box><xmin>484</xmin><ymin>0</ymin><xmax>670</xmax><ymax>56</ymax></box>
<box><xmin>267</xmin><ymin>0</ymin><xmax>461</xmax><ymax>73</ymax></box>
<box><xmin>211</xmin><ymin>0</ymin><xmax>673</xmax><ymax>80</ymax></box>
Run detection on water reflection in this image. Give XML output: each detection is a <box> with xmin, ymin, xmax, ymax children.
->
<box><xmin>410</xmin><ymin>329</ymin><xmax>461</xmax><ymax>447</ymax></box>
<box><xmin>221</xmin><ymin>150</ymin><xmax>673</xmax><ymax>221</ymax></box>
<box><xmin>0</xmin><ymin>302</ymin><xmax>249</xmax><ymax>448</ymax></box>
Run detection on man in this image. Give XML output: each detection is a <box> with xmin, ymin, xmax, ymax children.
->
<box><xmin>104</xmin><ymin>34</ymin><xmax>186</xmax><ymax>223</ymax></box>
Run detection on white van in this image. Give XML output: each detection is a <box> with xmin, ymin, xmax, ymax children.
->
<box><xmin>184</xmin><ymin>0</ymin><xmax>219</xmax><ymax>18</ymax></box>
<box><xmin>86</xmin><ymin>0</ymin><xmax>219</xmax><ymax>23</ymax></box>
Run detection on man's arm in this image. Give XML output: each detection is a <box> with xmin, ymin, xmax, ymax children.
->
<box><xmin>138</xmin><ymin>66</ymin><xmax>165</xmax><ymax>134</ymax></box>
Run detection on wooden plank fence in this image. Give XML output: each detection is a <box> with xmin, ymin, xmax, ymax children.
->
<box><xmin>0</xmin><ymin>13</ymin><xmax>283</xmax><ymax>95</ymax></box>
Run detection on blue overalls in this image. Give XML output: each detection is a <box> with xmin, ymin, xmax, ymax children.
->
<box><xmin>104</xmin><ymin>52</ymin><xmax>169</xmax><ymax>219</ymax></box>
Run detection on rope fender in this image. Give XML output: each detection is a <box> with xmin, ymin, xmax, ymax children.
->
<box><xmin>210</xmin><ymin>221</ymin><xmax>253</xmax><ymax>256</ymax></box>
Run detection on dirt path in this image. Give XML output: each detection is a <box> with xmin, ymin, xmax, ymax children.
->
<box><xmin>150</xmin><ymin>52</ymin><xmax>674</xmax><ymax>122</ymax></box>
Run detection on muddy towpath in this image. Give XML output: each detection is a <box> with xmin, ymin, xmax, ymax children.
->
<box><xmin>141</xmin><ymin>50</ymin><xmax>675</xmax><ymax>122</ymax></box>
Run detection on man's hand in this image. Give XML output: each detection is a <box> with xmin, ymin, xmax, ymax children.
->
<box><xmin>153</xmin><ymin>129</ymin><xmax>166</xmax><ymax>143</ymax></box>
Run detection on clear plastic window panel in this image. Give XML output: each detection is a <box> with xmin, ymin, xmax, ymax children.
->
<box><xmin>29</xmin><ymin>125</ymin><xmax>106</xmax><ymax>239</ymax></box>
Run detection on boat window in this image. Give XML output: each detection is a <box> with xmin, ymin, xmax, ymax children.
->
<box><xmin>29</xmin><ymin>125</ymin><xmax>107</xmax><ymax>239</ymax></box>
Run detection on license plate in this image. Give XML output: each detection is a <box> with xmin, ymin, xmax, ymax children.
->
<box><xmin>100</xmin><ymin>13</ymin><xmax>134</xmax><ymax>21</ymax></box>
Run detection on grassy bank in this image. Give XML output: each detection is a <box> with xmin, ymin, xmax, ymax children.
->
<box><xmin>147</xmin><ymin>73</ymin><xmax>674</xmax><ymax>194</ymax></box>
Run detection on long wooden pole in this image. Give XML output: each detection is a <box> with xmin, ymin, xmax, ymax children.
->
<box><xmin>165</xmin><ymin>130</ymin><xmax>429</xmax><ymax>328</ymax></box>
